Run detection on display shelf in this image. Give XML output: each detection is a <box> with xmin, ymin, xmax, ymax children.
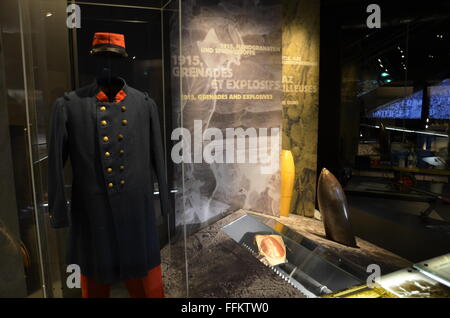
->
<box><xmin>371</xmin><ymin>165</ymin><xmax>450</xmax><ymax>177</ymax></box>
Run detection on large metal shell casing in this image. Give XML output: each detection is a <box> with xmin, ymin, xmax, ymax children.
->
<box><xmin>317</xmin><ymin>168</ymin><xmax>357</xmax><ymax>247</ymax></box>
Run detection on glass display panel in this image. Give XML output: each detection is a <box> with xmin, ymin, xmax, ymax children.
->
<box><xmin>413</xmin><ymin>253</ymin><xmax>450</xmax><ymax>287</ymax></box>
<box><xmin>378</xmin><ymin>267</ymin><xmax>450</xmax><ymax>298</ymax></box>
<box><xmin>222</xmin><ymin>213</ymin><xmax>366</xmax><ymax>297</ymax></box>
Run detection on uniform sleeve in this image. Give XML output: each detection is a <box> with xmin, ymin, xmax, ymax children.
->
<box><xmin>47</xmin><ymin>98</ymin><xmax>70</xmax><ymax>228</ymax></box>
<box><xmin>148</xmin><ymin>98</ymin><xmax>174</xmax><ymax>225</ymax></box>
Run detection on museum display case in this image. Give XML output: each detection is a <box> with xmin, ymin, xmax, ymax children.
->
<box><xmin>0</xmin><ymin>0</ymin><xmax>183</xmax><ymax>298</ymax></box>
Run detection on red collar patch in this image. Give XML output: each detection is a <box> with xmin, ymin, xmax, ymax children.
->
<box><xmin>96</xmin><ymin>89</ymin><xmax>127</xmax><ymax>103</ymax></box>
<box><xmin>115</xmin><ymin>90</ymin><xmax>127</xmax><ymax>103</ymax></box>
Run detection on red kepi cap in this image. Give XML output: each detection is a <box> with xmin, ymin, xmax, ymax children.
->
<box><xmin>90</xmin><ymin>32</ymin><xmax>128</xmax><ymax>58</ymax></box>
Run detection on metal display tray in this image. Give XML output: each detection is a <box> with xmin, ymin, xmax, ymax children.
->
<box><xmin>222</xmin><ymin>213</ymin><xmax>367</xmax><ymax>297</ymax></box>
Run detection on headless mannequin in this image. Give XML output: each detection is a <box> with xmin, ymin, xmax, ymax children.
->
<box><xmin>80</xmin><ymin>51</ymin><xmax>165</xmax><ymax>298</ymax></box>
<box><xmin>92</xmin><ymin>51</ymin><xmax>129</xmax><ymax>99</ymax></box>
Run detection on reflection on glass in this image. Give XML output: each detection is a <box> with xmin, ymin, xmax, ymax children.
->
<box><xmin>413</xmin><ymin>253</ymin><xmax>450</xmax><ymax>287</ymax></box>
<box><xmin>429</xmin><ymin>80</ymin><xmax>450</xmax><ymax>119</ymax></box>
<box><xmin>369</xmin><ymin>90</ymin><xmax>423</xmax><ymax>119</ymax></box>
<box><xmin>378</xmin><ymin>268</ymin><xmax>450</xmax><ymax>298</ymax></box>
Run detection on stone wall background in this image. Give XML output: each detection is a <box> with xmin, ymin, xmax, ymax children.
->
<box><xmin>282</xmin><ymin>0</ymin><xmax>321</xmax><ymax>217</ymax></box>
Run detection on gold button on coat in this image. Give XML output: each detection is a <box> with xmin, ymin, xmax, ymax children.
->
<box><xmin>122</xmin><ymin>120</ymin><xmax>128</xmax><ymax>126</ymax></box>
<box><xmin>100</xmin><ymin>106</ymin><xmax>107</xmax><ymax>112</ymax></box>
<box><xmin>118</xmin><ymin>134</ymin><xmax>124</xmax><ymax>140</ymax></box>
<box><xmin>105</xmin><ymin>152</ymin><xmax>111</xmax><ymax>158</ymax></box>
<box><xmin>108</xmin><ymin>183</ymin><xmax>114</xmax><ymax>188</ymax></box>
<box><xmin>120</xmin><ymin>180</ymin><xmax>126</xmax><ymax>185</ymax></box>
<box><xmin>119</xmin><ymin>149</ymin><xmax>125</xmax><ymax>155</ymax></box>
<box><xmin>107</xmin><ymin>168</ymin><xmax>113</xmax><ymax>173</ymax></box>
<box><xmin>120</xmin><ymin>165</ymin><xmax>125</xmax><ymax>171</ymax></box>
<box><xmin>121</xmin><ymin>106</ymin><xmax>127</xmax><ymax>112</ymax></box>
<box><xmin>103</xmin><ymin>136</ymin><xmax>109</xmax><ymax>142</ymax></box>
<box><xmin>101</xmin><ymin>120</ymin><xmax>108</xmax><ymax>126</ymax></box>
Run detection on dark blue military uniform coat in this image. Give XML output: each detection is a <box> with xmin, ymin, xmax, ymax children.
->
<box><xmin>48</xmin><ymin>78</ymin><xmax>171</xmax><ymax>284</ymax></box>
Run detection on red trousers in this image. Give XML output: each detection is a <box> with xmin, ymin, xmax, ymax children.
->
<box><xmin>81</xmin><ymin>265</ymin><xmax>165</xmax><ymax>298</ymax></box>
